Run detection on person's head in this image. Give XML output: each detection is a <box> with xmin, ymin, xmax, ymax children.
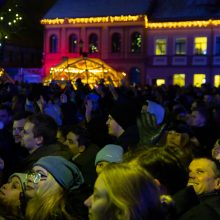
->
<box><xmin>12</xmin><ymin>112</ymin><xmax>32</xmax><ymax>144</ymax></box>
<box><xmin>64</xmin><ymin>126</ymin><xmax>90</xmax><ymax>156</ymax></box>
<box><xmin>189</xmin><ymin>107</ymin><xmax>209</xmax><ymax>127</ymax></box>
<box><xmin>188</xmin><ymin>157</ymin><xmax>220</xmax><ymax>195</ymax></box>
<box><xmin>25</xmin><ymin>156</ymin><xmax>84</xmax><ymax>199</ymax></box>
<box><xmin>95</xmin><ymin>144</ymin><xmax>124</xmax><ymax>175</ymax></box>
<box><xmin>0</xmin><ymin>173</ymin><xmax>26</xmax><ymax>217</ymax></box>
<box><xmin>0</xmin><ymin>104</ymin><xmax>12</xmax><ymax>126</ymax></box>
<box><xmin>126</xmin><ymin>146</ymin><xmax>188</xmax><ymax>195</ymax></box>
<box><xmin>25</xmin><ymin>156</ymin><xmax>84</xmax><ymax>220</ymax></box>
<box><xmin>84</xmin><ymin>163</ymin><xmax>163</xmax><ymax>220</ymax></box>
<box><xmin>212</xmin><ymin>139</ymin><xmax>220</xmax><ymax>161</ymax></box>
<box><xmin>107</xmin><ymin>101</ymin><xmax>138</xmax><ymax>137</ymax></box>
<box><xmin>21</xmin><ymin>113</ymin><xmax>58</xmax><ymax>153</ymax></box>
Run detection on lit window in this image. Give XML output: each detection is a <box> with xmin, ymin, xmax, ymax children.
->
<box><xmin>173</xmin><ymin>74</ymin><xmax>185</xmax><ymax>86</ymax></box>
<box><xmin>49</xmin><ymin>34</ymin><xmax>58</xmax><ymax>53</ymax></box>
<box><xmin>215</xmin><ymin>37</ymin><xmax>220</xmax><ymax>55</ymax></box>
<box><xmin>131</xmin><ymin>32</ymin><xmax>141</xmax><ymax>53</ymax></box>
<box><xmin>89</xmin><ymin>33</ymin><xmax>98</xmax><ymax>53</ymax></box>
<box><xmin>214</xmin><ymin>75</ymin><xmax>220</xmax><ymax>87</ymax></box>
<box><xmin>155</xmin><ymin>38</ymin><xmax>167</xmax><ymax>55</ymax></box>
<box><xmin>193</xmin><ymin>74</ymin><xmax>206</xmax><ymax>87</ymax></box>
<box><xmin>194</xmin><ymin>37</ymin><xmax>207</xmax><ymax>55</ymax></box>
<box><xmin>175</xmin><ymin>38</ymin><xmax>186</xmax><ymax>55</ymax></box>
<box><xmin>156</xmin><ymin>79</ymin><xmax>165</xmax><ymax>86</ymax></box>
<box><xmin>112</xmin><ymin>33</ymin><xmax>121</xmax><ymax>53</ymax></box>
<box><xmin>69</xmin><ymin>34</ymin><xmax>78</xmax><ymax>53</ymax></box>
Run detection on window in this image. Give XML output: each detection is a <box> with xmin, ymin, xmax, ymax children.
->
<box><xmin>194</xmin><ymin>37</ymin><xmax>207</xmax><ymax>55</ymax></box>
<box><xmin>69</xmin><ymin>34</ymin><xmax>78</xmax><ymax>53</ymax></box>
<box><xmin>89</xmin><ymin>33</ymin><xmax>98</xmax><ymax>53</ymax></box>
<box><xmin>156</xmin><ymin>79</ymin><xmax>165</xmax><ymax>86</ymax></box>
<box><xmin>173</xmin><ymin>74</ymin><xmax>185</xmax><ymax>86</ymax></box>
<box><xmin>111</xmin><ymin>33</ymin><xmax>121</xmax><ymax>53</ymax></box>
<box><xmin>215</xmin><ymin>36</ymin><xmax>220</xmax><ymax>55</ymax></box>
<box><xmin>49</xmin><ymin>35</ymin><xmax>58</xmax><ymax>53</ymax></box>
<box><xmin>155</xmin><ymin>38</ymin><xmax>167</xmax><ymax>55</ymax></box>
<box><xmin>175</xmin><ymin>38</ymin><xmax>186</xmax><ymax>55</ymax></box>
<box><xmin>193</xmin><ymin>74</ymin><xmax>206</xmax><ymax>87</ymax></box>
<box><xmin>130</xmin><ymin>32</ymin><xmax>141</xmax><ymax>53</ymax></box>
<box><xmin>214</xmin><ymin>75</ymin><xmax>220</xmax><ymax>87</ymax></box>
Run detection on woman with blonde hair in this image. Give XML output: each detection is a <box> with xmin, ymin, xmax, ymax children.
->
<box><xmin>25</xmin><ymin>156</ymin><xmax>86</xmax><ymax>220</ymax></box>
<box><xmin>84</xmin><ymin>163</ymin><xmax>164</xmax><ymax>220</ymax></box>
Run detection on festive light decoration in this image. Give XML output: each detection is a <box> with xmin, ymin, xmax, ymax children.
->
<box><xmin>146</xmin><ymin>19</ymin><xmax>220</xmax><ymax>29</ymax></box>
<box><xmin>44</xmin><ymin>57</ymin><xmax>125</xmax><ymax>87</ymax></box>
<box><xmin>41</xmin><ymin>15</ymin><xmax>145</xmax><ymax>25</ymax></box>
<box><xmin>41</xmin><ymin>14</ymin><xmax>220</xmax><ymax>29</ymax></box>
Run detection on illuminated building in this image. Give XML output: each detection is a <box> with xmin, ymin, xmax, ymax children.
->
<box><xmin>41</xmin><ymin>0</ymin><xmax>220</xmax><ymax>87</ymax></box>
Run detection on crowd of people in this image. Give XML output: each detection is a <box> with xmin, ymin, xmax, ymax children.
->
<box><xmin>0</xmin><ymin>77</ymin><xmax>220</xmax><ymax>219</ymax></box>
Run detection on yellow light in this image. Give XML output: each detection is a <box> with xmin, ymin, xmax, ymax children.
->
<box><xmin>41</xmin><ymin>15</ymin><xmax>144</xmax><ymax>25</ymax></box>
<box><xmin>146</xmin><ymin>19</ymin><xmax>220</xmax><ymax>29</ymax></box>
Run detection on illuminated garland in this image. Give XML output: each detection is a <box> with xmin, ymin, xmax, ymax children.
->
<box><xmin>41</xmin><ymin>15</ymin><xmax>145</xmax><ymax>25</ymax></box>
<box><xmin>41</xmin><ymin>15</ymin><xmax>220</xmax><ymax>29</ymax></box>
<box><xmin>146</xmin><ymin>19</ymin><xmax>220</xmax><ymax>29</ymax></box>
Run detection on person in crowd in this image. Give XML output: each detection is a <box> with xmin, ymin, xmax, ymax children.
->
<box><xmin>95</xmin><ymin>144</ymin><xmax>124</xmax><ymax>175</ymax></box>
<box><xmin>18</xmin><ymin>113</ymin><xmax>71</xmax><ymax>172</ymax></box>
<box><xmin>106</xmin><ymin>101</ymin><xmax>140</xmax><ymax>151</ymax></box>
<box><xmin>65</xmin><ymin>125</ymin><xmax>99</xmax><ymax>188</ymax></box>
<box><xmin>124</xmin><ymin>146</ymin><xmax>189</xmax><ymax>195</ymax></box>
<box><xmin>212</xmin><ymin>138</ymin><xmax>220</xmax><ymax>161</ymax></box>
<box><xmin>172</xmin><ymin>157</ymin><xmax>220</xmax><ymax>220</ymax></box>
<box><xmin>25</xmin><ymin>156</ymin><xmax>86</xmax><ymax>220</ymax></box>
<box><xmin>187</xmin><ymin>107</ymin><xmax>216</xmax><ymax>154</ymax></box>
<box><xmin>84</xmin><ymin>163</ymin><xmax>164</xmax><ymax>220</ymax></box>
<box><xmin>85</xmin><ymin>92</ymin><xmax>111</xmax><ymax>148</ymax></box>
<box><xmin>0</xmin><ymin>173</ymin><xmax>26</xmax><ymax>219</ymax></box>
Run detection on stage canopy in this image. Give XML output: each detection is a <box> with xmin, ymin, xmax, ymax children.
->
<box><xmin>44</xmin><ymin>56</ymin><xmax>126</xmax><ymax>87</ymax></box>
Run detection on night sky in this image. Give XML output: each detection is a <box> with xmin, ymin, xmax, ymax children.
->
<box><xmin>0</xmin><ymin>0</ymin><xmax>57</xmax><ymax>48</ymax></box>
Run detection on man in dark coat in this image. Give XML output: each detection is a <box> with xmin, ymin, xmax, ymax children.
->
<box><xmin>172</xmin><ymin>157</ymin><xmax>220</xmax><ymax>220</ymax></box>
<box><xmin>18</xmin><ymin>113</ymin><xmax>71</xmax><ymax>172</ymax></box>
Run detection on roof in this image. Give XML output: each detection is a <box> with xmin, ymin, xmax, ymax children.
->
<box><xmin>44</xmin><ymin>0</ymin><xmax>220</xmax><ymax>21</ymax></box>
<box><xmin>44</xmin><ymin>0</ymin><xmax>152</xmax><ymax>19</ymax></box>
<box><xmin>148</xmin><ymin>0</ymin><xmax>220</xmax><ymax>21</ymax></box>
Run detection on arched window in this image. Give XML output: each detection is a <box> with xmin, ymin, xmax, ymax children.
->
<box><xmin>130</xmin><ymin>67</ymin><xmax>141</xmax><ymax>84</ymax></box>
<box><xmin>49</xmin><ymin>34</ymin><xmax>58</xmax><ymax>53</ymax></box>
<box><xmin>111</xmin><ymin>33</ymin><xmax>121</xmax><ymax>53</ymax></box>
<box><xmin>89</xmin><ymin>33</ymin><xmax>98</xmax><ymax>53</ymax></box>
<box><xmin>69</xmin><ymin>34</ymin><xmax>78</xmax><ymax>53</ymax></box>
<box><xmin>130</xmin><ymin>32</ymin><xmax>141</xmax><ymax>53</ymax></box>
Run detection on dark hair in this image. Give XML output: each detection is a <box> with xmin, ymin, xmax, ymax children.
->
<box><xmin>126</xmin><ymin>146</ymin><xmax>188</xmax><ymax>195</ymax></box>
<box><xmin>27</xmin><ymin>113</ymin><xmax>58</xmax><ymax>145</ymax></box>
<box><xmin>13</xmin><ymin>111</ymin><xmax>32</xmax><ymax>121</ymax></box>
<box><xmin>66</xmin><ymin>125</ymin><xmax>91</xmax><ymax>148</ymax></box>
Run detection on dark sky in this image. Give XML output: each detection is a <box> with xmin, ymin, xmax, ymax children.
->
<box><xmin>0</xmin><ymin>0</ymin><xmax>57</xmax><ymax>47</ymax></box>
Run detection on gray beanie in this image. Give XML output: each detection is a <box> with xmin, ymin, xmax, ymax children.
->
<box><xmin>95</xmin><ymin>144</ymin><xmax>124</xmax><ymax>166</ymax></box>
<box><xmin>33</xmin><ymin>156</ymin><xmax>84</xmax><ymax>191</ymax></box>
<box><xmin>9</xmin><ymin>173</ymin><xmax>27</xmax><ymax>192</ymax></box>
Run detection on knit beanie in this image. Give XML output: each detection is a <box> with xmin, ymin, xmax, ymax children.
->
<box><xmin>109</xmin><ymin>101</ymin><xmax>138</xmax><ymax>130</ymax></box>
<box><xmin>9</xmin><ymin>173</ymin><xmax>27</xmax><ymax>192</ymax></box>
<box><xmin>95</xmin><ymin>144</ymin><xmax>124</xmax><ymax>166</ymax></box>
<box><xmin>33</xmin><ymin>156</ymin><xmax>84</xmax><ymax>191</ymax></box>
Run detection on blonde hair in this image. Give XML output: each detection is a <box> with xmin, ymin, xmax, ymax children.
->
<box><xmin>98</xmin><ymin>163</ymin><xmax>162</xmax><ymax>220</ymax></box>
<box><xmin>25</xmin><ymin>173</ymin><xmax>72</xmax><ymax>220</ymax></box>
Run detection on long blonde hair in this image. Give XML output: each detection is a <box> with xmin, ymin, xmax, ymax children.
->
<box><xmin>25</xmin><ymin>174</ymin><xmax>72</xmax><ymax>220</ymax></box>
<box><xmin>99</xmin><ymin>163</ymin><xmax>163</xmax><ymax>220</ymax></box>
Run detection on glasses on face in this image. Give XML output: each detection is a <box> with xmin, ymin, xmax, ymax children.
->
<box><xmin>26</xmin><ymin>171</ymin><xmax>47</xmax><ymax>184</ymax></box>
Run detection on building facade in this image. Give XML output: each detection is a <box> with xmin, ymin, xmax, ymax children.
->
<box><xmin>41</xmin><ymin>0</ymin><xmax>220</xmax><ymax>87</ymax></box>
